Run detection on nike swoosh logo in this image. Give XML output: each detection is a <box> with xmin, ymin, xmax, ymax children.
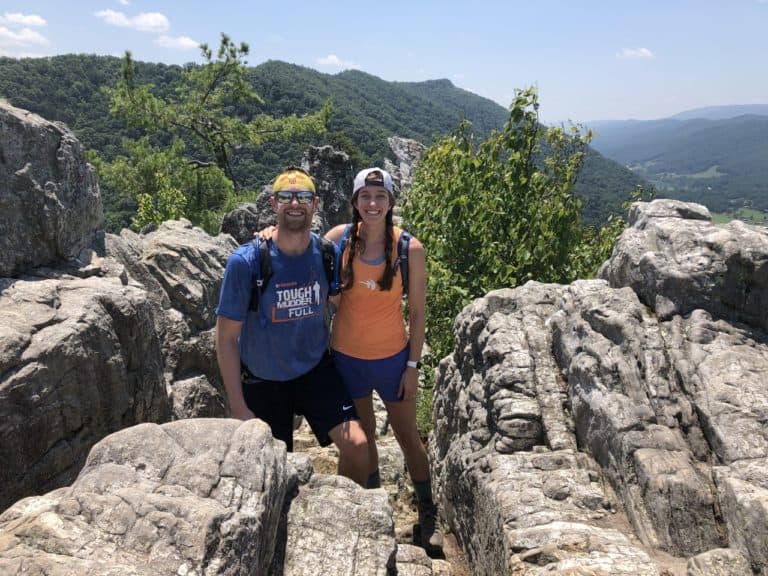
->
<box><xmin>342</xmin><ymin>404</ymin><xmax>353</xmax><ymax>411</ymax></box>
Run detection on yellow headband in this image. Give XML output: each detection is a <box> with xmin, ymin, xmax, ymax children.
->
<box><xmin>272</xmin><ymin>169</ymin><xmax>316</xmax><ymax>193</ymax></box>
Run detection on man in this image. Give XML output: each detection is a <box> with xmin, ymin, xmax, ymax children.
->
<box><xmin>215</xmin><ymin>166</ymin><xmax>369</xmax><ymax>486</ymax></box>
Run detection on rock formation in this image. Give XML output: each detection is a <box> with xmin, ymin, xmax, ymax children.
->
<box><xmin>0</xmin><ymin>101</ymin><xmax>103</xmax><ymax>277</ymax></box>
<box><xmin>0</xmin><ymin>418</ymin><xmax>397</xmax><ymax>575</ymax></box>
<box><xmin>431</xmin><ymin>199</ymin><xmax>767</xmax><ymax>575</ymax></box>
<box><xmin>384</xmin><ymin>136</ymin><xmax>426</xmax><ymax>199</ymax></box>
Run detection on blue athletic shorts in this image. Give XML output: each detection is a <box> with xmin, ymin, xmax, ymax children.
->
<box><xmin>332</xmin><ymin>345</ymin><xmax>409</xmax><ymax>402</ymax></box>
<box><xmin>241</xmin><ymin>352</ymin><xmax>358</xmax><ymax>452</ymax></box>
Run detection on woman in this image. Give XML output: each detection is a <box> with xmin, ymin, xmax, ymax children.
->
<box><xmin>325</xmin><ymin>167</ymin><xmax>440</xmax><ymax>554</ymax></box>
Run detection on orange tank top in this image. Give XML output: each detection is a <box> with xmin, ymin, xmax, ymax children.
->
<box><xmin>330</xmin><ymin>227</ymin><xmax>408</xmax><ymax>359</ymax></box>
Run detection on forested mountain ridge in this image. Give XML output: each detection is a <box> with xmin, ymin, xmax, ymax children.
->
<box><xmin>588</xmin><ymin>113</ymin><xmax>768</xmax><ymax>214</ymax></box>
<box><xmin>670</xmin><ymin>104</ymin><xmax>768</xmax><ymax>121</ymax></box>
<box><xmin>0</xmin><ymin>54</ymin><xmax>644</xmax><ymax>228</ymax></box>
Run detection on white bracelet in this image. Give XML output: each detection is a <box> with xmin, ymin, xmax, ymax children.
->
<box><xmin>406</xmin><ymin>360</ymin><xmax>421</xmax><ymax>369</ymax></box>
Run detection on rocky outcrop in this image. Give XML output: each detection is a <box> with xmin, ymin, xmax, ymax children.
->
<box><xmin>0</xmin><ymin>101</ymin><xmax>103</xmax><ymax>277</ymax></box>
<box><xmin>384</xmin><ymin>136</ymin><xmax>426</xmax><ymax>199</ymax></box>
<box><xmin>104</xmin><ymin>220</ymin><xmax>237</xmax><ymax>419</ymax></box>
<box><xmin>0</xmin><ymin>219</ymin><xmax>236</xmax><ymax>511</ymax></box>
<box><xmin>431</xmin><ymin>199</ymin><xmax>768</xmax><ymax>575</ymax></box>
<box><xmin>0</xmin><ymin>102</ymin><xmax>235</xmax><ymax>510</ymax></box>
<box><xmin>303</xmin><ymin>145</ymin><xmax>355</xmax><ymax>229</ymax></box>
<box><xmin>0</xmin><ymin>273</ymin><xmax>168</xmax><ymax>512</ymax></box>
<box><xmin>598</xmin><ymin>199</ymin><xmax>768</xmax><ymax>329</ymax></box>
<box><xmin>0</xmin><ymin>418</ymin><xmax>397</xmax><ymax>576</ymax></box>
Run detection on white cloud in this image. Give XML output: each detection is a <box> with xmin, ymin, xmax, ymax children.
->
<box><xmin>118</xmin><ymin>0</ymin><xmax>131</xmax><ymax>5</ymax></box>
<box><xmin>94</xmin><ymin>10</ymin><xmax>170</xmax><ymax>33</ymax></box>
<box><xmin>316</xmin><ymin>54</ymin><xmax>360</xmax><ymax>70</ymax></box>
<box><xmin>95</xmin><ymin>10</ymin><xmax>130</xmax><ymax>27</ymax></box>
<box><xmin>0</xmin><ymin>25</ymin><xmax>49</xmax><ymax>47</ymax></box>
<box><xmin>0</xmin><ymin>12</ymin><xmax>47</xmax><ymax>27</ymax></box>
<box><xmin>155</xmin><ymin>35</ymin><xmax>199</xmax><ymax>50</ymax></box>
<box><xmin>616</xmin><ymin>47</ymin><xmax>654</xmax><ymax>60</ymax></box>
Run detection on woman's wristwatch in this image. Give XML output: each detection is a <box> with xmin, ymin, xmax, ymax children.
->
<box><xmin>406</xmin><ymin>360</ymin><xmax>422</xmax><ymax>369</ymax></box>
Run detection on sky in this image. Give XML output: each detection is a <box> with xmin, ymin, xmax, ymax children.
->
<box><xmin>2</xmin><ymin>0</ymin><xmax>767</xmax><ymax>125</ymax></box>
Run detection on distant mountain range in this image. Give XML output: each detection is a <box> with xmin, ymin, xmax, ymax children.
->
<box><xmin>587</xmin><ymin>105</ymin><xmax>768</xmax><ymax>215</ymax></box>
<box><xmin>0</xmin><ymin>54</ymin><xmax>645</xmax><ymax>229</ymax></box>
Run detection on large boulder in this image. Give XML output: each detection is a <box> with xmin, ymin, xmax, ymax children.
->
<box><xmin>599</xmin><ymin>198</ymin><xmax>768</xmax><ymax>329</ymax></box>
<box><xmin>0</xmin><ymin>100</ymin><xmax>103</xmax><ymax>277</ymax></box>
<box><xmin>0</xmin><ymin>419</ymin><xmax>290</xmax><ymax>575</ymax></box>
<box><xmin>0</xmin><ymin>274</ymin><xmax>168</xmax><ymax>512</ymax></box>
<box><xmin>0</xmin><ymin>419</ymin><xmax>399</xmax><ymax>576</ymax></box>
<box><xmin>431</xmin><ymin>201</ymin><xmax>768</xmax><ymax>574</ymax></box>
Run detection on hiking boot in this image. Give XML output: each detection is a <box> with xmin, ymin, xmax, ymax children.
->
<box><xmin>417</xmin><ymin>500</ymin><xmax>444</xmax><ymax>556</ymax></box>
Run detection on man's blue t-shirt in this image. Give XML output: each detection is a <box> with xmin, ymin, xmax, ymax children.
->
<box><xmin>215</xmin><ymin>234</ymin><xmax>331</xmax><ymax>381</ymax></box>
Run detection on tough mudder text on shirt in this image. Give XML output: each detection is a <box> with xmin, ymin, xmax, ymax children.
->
<box><xmin>272</xmin><ymin>281</ymin><xmax>322</xmax><ymax>321</ymax></box>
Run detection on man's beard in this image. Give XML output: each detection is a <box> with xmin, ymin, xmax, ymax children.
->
<box><xmin>279</xmin><ymin>211</ymin><xmax>311</xmax><ymax>231</ymax></box>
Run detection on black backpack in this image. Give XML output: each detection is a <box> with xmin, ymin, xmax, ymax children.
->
<box><xmin>248</xmin><ymin>233</ymin><xmax>340</xmax><ymax>313</ymax></box>
<box><xmin>337</xmin><ymin>224</ymin><xmax>412</xmax><ymax>297</ymax></box>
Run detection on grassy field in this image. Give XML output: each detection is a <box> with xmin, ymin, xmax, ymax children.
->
<box><xmin>711</xmin><ymin>207</ymin><xmax>768</xmax><ymax>226</ymax></box>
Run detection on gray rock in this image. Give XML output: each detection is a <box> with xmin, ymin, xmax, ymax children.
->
<box><xmin>104</xmin><ymin>220</ymin><xmax>237</xmax><ymax>420</ymax></box>
<box><xmin>0</xmin><ymin>418</ymin><xmax>289</xmax><ymax>575</ymax></box>
<box><xmin>219</xmin><ymin>190</ymin><xmax>275</xmax><ymax>245</ymax></box>
<box><xmin>686</xmin><ymin>547</ymin><xmax>754</xmax><ymax>576</ymax></box>
<box><xmin>384</xmin><ymin>136</ymin><xmax>426</xmax><ymax>199</ymax></box>
<box><xmin>280</xmin><ymin>474</ymin><xmax>396</xmax><ymax>575</ymax></box>
<box><xmin>599</xmin><ymin>198</ymin><xmax>768</xmax><ymax>329</ymax></box>
<box><xmin>0</xmin><ymin>274</ymin><xmax>168</xmax><ymax>511</ymax></box>
<box><xmin>0</xmin><ymin>101</ymin><xmax>103</xmax><ymax>277</ymax></box>
<box><xmin>430</xmin><ymin>258</ymin><xmax>768</xmax><ymax>572</ymax></box>
<box><xmin>396</xmin><ymin>544</ymin><xmax>437</xmax><ymax>576</ymax></box>
<box><xmin>302</xmin><ymin>145</ymin><xmax>354</xmax><ymax>229</ymax></box>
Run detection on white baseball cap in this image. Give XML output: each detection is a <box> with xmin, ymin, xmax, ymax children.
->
<box><xmin>353</xmin><ymin>167</ymin><xmax>393</xmax><ymax>196</ymax></box>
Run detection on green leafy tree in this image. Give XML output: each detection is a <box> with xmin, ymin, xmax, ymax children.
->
<box><xmin>402</xmin><ymin>87</ymin><xmax>624</xmax><ymax>362</ymax></box>
<box><xmin>90</xmin><ymin>137</ymin><xmax>233</xmax><ymax>230</ymax></box>
<box><xmin>100</xmin><ymin>34</ymin><xmax>329</xmax><ymax>231</ymax></box>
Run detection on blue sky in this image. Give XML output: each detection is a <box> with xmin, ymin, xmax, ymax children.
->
<box><xmin>2</xmin><ymin>1</ymin><xmax>767</xmax><ymax>124</ymax></box>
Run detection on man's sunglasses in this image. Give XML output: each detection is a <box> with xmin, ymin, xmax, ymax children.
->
<box><xmin>275</xmin><ymin>190</ymin><xmax>315</xmax><ymax>205</ymax></box>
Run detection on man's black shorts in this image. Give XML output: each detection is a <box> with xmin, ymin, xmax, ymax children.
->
<box><xmin>241</xmin><ymin>352</ymin><xmax>358</xmax><ymax>452</ymax></box>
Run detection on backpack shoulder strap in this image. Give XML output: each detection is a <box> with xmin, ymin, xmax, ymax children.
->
<box><xmin>338</xmin><ymin>223</ymin><xmax>354</xmax><ymax>257</ymax></box>
<box><xmin>248</xmin><ymin>238</ymin><xmax>273</xmax><ymax>311</ymax></box>
<box><xmin>396</xmin><ymin>230</ymin><xmax>412</xmax><ymax>298</ymax></box>
<box><xmin>317</xmin><ymin>234</ymin><xmax>341</xmax><ymax>296</ymax></box>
